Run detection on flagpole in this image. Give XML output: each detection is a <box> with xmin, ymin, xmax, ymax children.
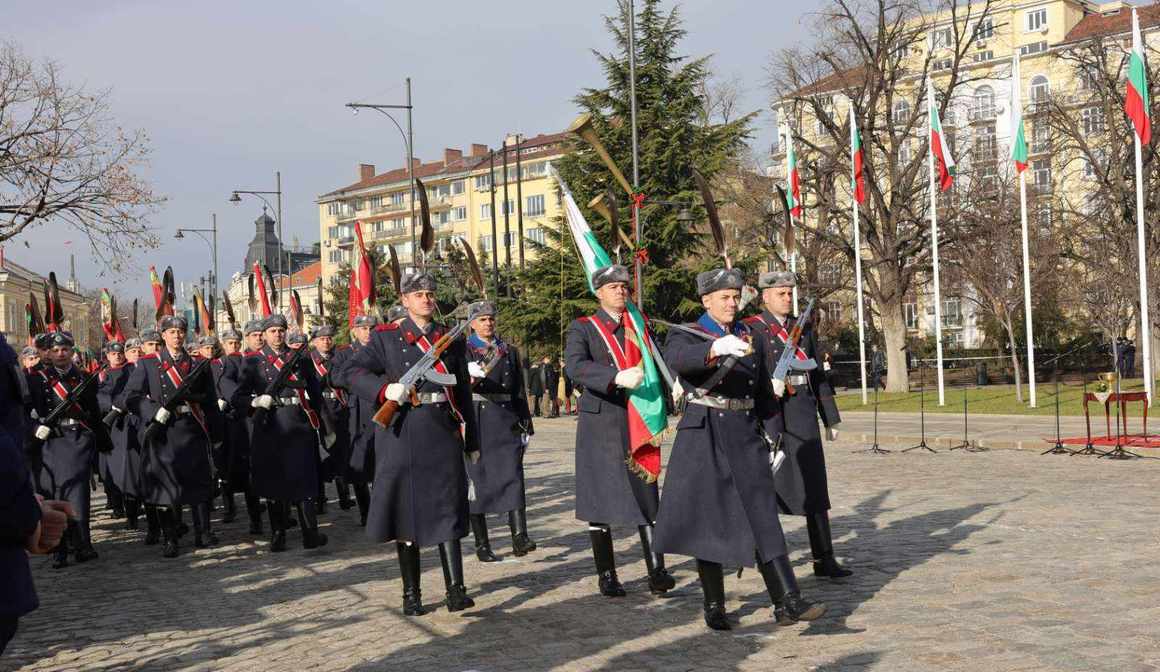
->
<box><xmin>1135</xmin><ymin>131</ymin><xmax>1152</xmax><ymax>405</ymax></box>
<box><xmin>1014</xmin><ymin>52</ymin><xmax>1037</xmax><ymax>408</ymax></box>
<box><xmin>790</xmin><ymin>225</ymin><xmax>799</xmax><ymax>313</ymax></box>
<box><xmin>928</xmin><ymin>80</ymin><xmax>946</xmax><ymax>406</ymax></box>
<box><xmin>850</xmin><ymin>100</ymin><xmax>868</xmax><ymax>405</ymax></box>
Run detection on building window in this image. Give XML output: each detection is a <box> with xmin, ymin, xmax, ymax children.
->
<box><xmin>1036</xmin><ymin>204</ymin><xmax>1053</xmax><ymax>235</ymax></box>
<box><xmin>973</xmin><ymin>18</ymin><xmax>994</xmax><ymax>40</ymax></box>
<box><xmin>474</xmin><ymin>174</ymin><xmax>491</xmax><ymax>190</ymax></box>
<box><xmin>452</xmin><ymin>206</ymin><xmax>467</xmax><ymax>221</ymax></box>
<box><xmin>390</xmin><ymin>192</ymin><xmax>405</xmax><ymax>206</ymax></box>
<box><xmin>931</xmin><ymin>27</ymin><xmax>953</xmax><ymax>49</ymax></box>
<box><xmin>526</xmin><ymin>227</ymin><xmax>546</xmax><ymax>245</ymax></box>
<box><xmin>328</xmin><ymin>226</ymin><xmax>339</xmax><ymax>239</ymax></box>
<box><xmin>369</xmin><ymin>195</ymin><xmax>383</xmax><ymax>210</ymax></box>
<box><xmin>436</xmin><ymin>183</ymin><xmax>451</xmax><ymax>198</ymax></box>
<box><xmin>933</xmin><ymin>57</ymin><xmax>954</xmax><ymax>71</ymax></box>
<box><xmin>452</xmin><ymin>180</ymin><xmax>465</xmax><ymax>195</ymax></box>
<box><xmin>1033</xmin><ymin>159</ymin><xmax>1051</xmax><ymax>191</ymax></box>
<box><xmin>1031</xmin><ymin>123</ymin><xmax>1050</xmax><ymax>154</ymax></box>
<box><xmin>328</xmin><ymin>250</ymin><xmax>343</xmax><ymax>263</ymax></box>
<box><xmin>1083</xmin><ymin>148</ymin><xmax>1105</xmax><ymax>179</ymax></box>
<box><xmin>525</xmin><ymin>161</ymin><xmax>547</xmax><ymax>178</ymax></box>
<box><xmin>326</xmin><ymin>203</ymin><xmax>339</xmax><ymax>216</ymax></box>
<box><xmin>501</xmin><ymin>199</ymin><xmax>515</xmax><ymax>216</ymax></box>
<box><xmin>526</xmin><ymin>194</ymin><xmax>545</xmax><ymax>216</ymax></box>
<box><xmin>974</xmin><ymin>122</ymin><xmax>997</xmax><ymax>177</ymax></box>
<box><xmin>1081</xmin><ymin>106</ymin><xmax>1105</xmax><ymax>136</ymax></box>
<box><xmin>823</xmin><ymin>300</ymin><xmax>843</xmax><ymax>323</ymax></box>
<box><xmin>437</xmin><ymin>211</ymin><xmax>450</xmax><ymax>226</ymax></box>
<box><xmin>479</xmin><ymin>234</ymin><xmax>494</xmax><ymax>252</ymax></box>
<box><xmin>1030</xmin><ymin>75</ymin><xmax>1050</xmax><ymax>105</ymax></box>
<box><xmin>1077</xmin><ymin>66</ymin><xmax>1098</xmax><ymax>91</ymax></box>
<box><xmin>904</xmin><ymin>302</ymin><xmax>918</xmax><ymax>329</ymax></box>
<box><xmin>898</xmin><ymin>138</ymin><xmax>912</xmax><ymax>165</ymax></box>
<box><xmin>971</xmin><ymin>85</ymin><xmax>996</xmax><ymax>120</ymax></box>
<box><xmin>819</xmin><ymin>262</ymin><xmax>840</xmax><ymax>286</ymax></box>
<box><xmin>942</xmin><ymin>298</ymin><xmax>963</xmax><ymax>328</ymax></box>
<box><xmin>972</xmin><ymin>50</ymin><xmax>994</xmax><ymax>64</ymax></box>
<box><xmin>1020</xmin><ymin>41</ymin><xmax>1047</xmax><ymax>56</ymax></box>
<box><xmin>481</xmin><ymin>203</ymin><xmax>492</xmax><ymax>220</ymax></box>
<box><xmin>1026</xmin><ymin>8</ymin><xmax>1047</xmax><ymax>32</ymax></box>
<box><xmin>354</xmin><ymin>199</ymin><xmax>365</xmax><ymax>211</ymax></box>
<box><xmin>892</xmin><ymin>99</ymin><xmax>910</xmax><ymax>126</ymax></box>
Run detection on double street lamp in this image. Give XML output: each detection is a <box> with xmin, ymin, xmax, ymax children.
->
<box><xmin>174</xmin><ymin>213</ymin><xmax>219</xmax><ymax>311</ymax></box>
<box><xmin>346</xmin><ymin>77</ymin><xmax>416</xmax><ymax>262</ymax></box>
<box><xmin>229</xmin><ymin>172</ymin><xmax>284</xmax><ymax>310</ymax></box>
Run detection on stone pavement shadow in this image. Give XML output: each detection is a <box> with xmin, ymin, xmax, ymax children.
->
<box><xmin>730</xmin><ymin>489</ymin><xmax>1001</xmax><ymax>636</ymax></box>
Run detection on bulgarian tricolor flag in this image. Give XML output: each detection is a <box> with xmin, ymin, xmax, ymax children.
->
<box><xmin>928</xmin><ymin>80</ymin><xmax>956</xmax><ymax>191</ymax></box>
<box><xmin>1126</xmin><ymin>7</ymin><xmax>1152</xmax><ymax>145</ymax></box>
<box><xmin>550</xmin><ymin>164</ymin><xmax>667</xmax><ymax>482</ymax></box>
<box><xmin>1011</xmin><ymin>52</ymin><xmax>1029</xmax><ymax>173</ymax></box>
<box><xmin>785</xmin><ymin>126</ymin><xmax>802</xmax><ymax>217</ymax></box>
<box><xmin>849</xmin><ymin>101</ymin><xmax>866</xmax><ymax>204</ymax></box>
<box><xmin>149</xmin><ymin>265</ymin><xmax>165</xmax><ymax>313</ymax></box>
<box><xmin>348</xmin><ymin>220</ymin><xmax>375</xmax><ymax>327</ymax></box>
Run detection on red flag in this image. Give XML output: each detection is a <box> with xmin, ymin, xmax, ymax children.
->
<box><xmin>353</xmin><ymin>221</ymin><xmax>374</xmax><ymax>313</ymax></box>
<box><xmin>149</xmin><ymin>266</ymin><xmax>165</xmax><ymax>312</ymax></box>
<box><xmin>252</xmin><ymin>262</ymin><xmax>272</xmax><ymax>318</ymax></box>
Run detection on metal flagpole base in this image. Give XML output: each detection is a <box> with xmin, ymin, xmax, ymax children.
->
<box><xmin>1098</xmin><ymin>445</ymin><xmax>1143</xmax><ymax>460</ymax></box>
<box><xmin>1071</xmin><ymin>443</ymin><xmax>1108</xmax><ymax>457</ymax></box>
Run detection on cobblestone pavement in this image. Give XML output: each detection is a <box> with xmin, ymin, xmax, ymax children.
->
<box><xmin>7</xmin><ymin>417</ymin><xmax>1160</xmax><ymax>672</ymax></box>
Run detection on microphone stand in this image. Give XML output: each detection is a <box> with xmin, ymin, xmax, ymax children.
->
<box><xmin>1042</xmin><ymin>355</ymin><xmax>1069</xmax><ymax>455</ymax></box>
<box><xmin>949</xmin><ymin>382</ymin><xmax>981</xmax><ymax>451</ymax></box>
<box><xmin>854</xmin><ymin>352</ymin><xmax>891</xmax><ymax>454</ymax></box>
<box><xmin>903</xmin><ymin>358</ymin><xmax>935</xmax><ymax>453</ymax></box>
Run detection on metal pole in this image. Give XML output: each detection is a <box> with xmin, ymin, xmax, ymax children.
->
<box><xmin>501</xmin><ymin>139</ymin><xmax>512</xmax><ymax>268</ymax></box>
<box><xmin>627</xmin><ymin>0</ymin><xmax>643</xmax><ymax>303</ymax></box>
<box><xmin>407</xmin><ymin>77</ymin><xmax>416</xmax><ymax>267</ymax></box>
<box><xmin>850</xmin><ymin>100</ymin><xmax>868</xmax><ymax>406</ymax></box>
<box><xmin>928</xmin><ymin>81</ymin><xmax>946</xmax><ymax>407</ymax></box>
<box><xmin>211</xmin><ymin>213</ymin><xmax>219</xmax><ymax>313</ymax></box>
<box><xmin>1135</xmin><ymin>131</ymin><xmax>1153</xmax><ymax>405</ymax></box>
<box><xmin>275</xmin><ymin>171</ymin><xmax>283</xmax><ymax>312</ymax></box>
<box><xmin>489</xmin><ymin>150</ymin><xmax>499</xmax><ymax>292</ymax></box>
<box><xmin>515</xmin><ymin>133</ymin><xmax>525</xmax><ymax>270</ymax></box>
<box><xmin>1014</xmin><ymin>51</ymin><xmax>1037</xmax><ymax>408</ymax></box>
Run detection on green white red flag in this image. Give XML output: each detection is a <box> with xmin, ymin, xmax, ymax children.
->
<box><xmin>849</xmin><ymin>102</ymin><xmax>866</xmax><ymax>204</ymax></box>
<box><xmin>785</xmin><ymin>127</ymin><xmax>802</xmax><ymax>217</ymax></box>
<box><xmin>1011</xmin><ymin>52</ymin><xmax>1029</xmax><ymax>173</ymax></box>
<box><xmin>1126</xmin><ymin>7</ymin><xmax>1152</xmax><ymax>145</ymax></box>
<box><xmin>551</xmin><ymin>164</ymin><xmax>667</xmax><ymax>482</ymax></box>
<box><xmin>928</xmin><ymin>80</ymin><xmax>956</xmax><ymax>191</ymax></box>
<box><xmin>348</xmin><ymin>220</ymin><xmax>375</xmax><ymax>327</ymax></box>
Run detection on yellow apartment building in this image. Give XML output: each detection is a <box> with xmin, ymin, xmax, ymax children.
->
<box><xmin>316</xmin><ymin>133</ymin><xmax>568</xmax><ymax>289</ymax></box>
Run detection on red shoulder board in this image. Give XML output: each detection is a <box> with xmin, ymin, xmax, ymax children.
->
<box><xmin>338</xmin><ymin>344</ymin><xmax>352</xmax><ymax>351</ymax></box>
<box><xmin>742</xmin><ymin>316</ymin><xmax>763</xmax><ymax>326</ymax></box>
<box><xmin>139</xmin><ymin>353</ymin><xmax>159</xmax><ymax>360</ymax></box>
<box><xmin>374</xmin><ymin>323</ymin><xmax>400</xmax><ymax>332</ymax></box>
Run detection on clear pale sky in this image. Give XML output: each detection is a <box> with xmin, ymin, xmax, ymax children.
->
<box><xmin>6</xmin><ymin>0</ymin><xmax>826</xmax><ymax>301</ymax></box>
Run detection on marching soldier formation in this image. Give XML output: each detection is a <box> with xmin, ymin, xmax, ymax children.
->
<box><xmin>11</xmin><ymin>257</ymin><xmax>850</xmax><ymax>634</ymax></box>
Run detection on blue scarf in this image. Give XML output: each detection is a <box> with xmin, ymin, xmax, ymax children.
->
<box><xmin>697</xmin><ymin>312</ymin><xmax>744</xmax><ymax>338</ymax></box>
<box><xmin>468</xmin><ymin>333</ymin><xmax>505</xmax><ymax>354</ymax></box>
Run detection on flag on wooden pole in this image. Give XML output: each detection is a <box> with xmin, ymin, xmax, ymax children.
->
<box><xmin>851</xmin><ymin>109</ymin><xmax>866</xmax><ymax>204</ymax></box>
<box><xmin>785</xmin><ymin>128</ymin><xmax>802</xmax><ymax>217</ymax></box>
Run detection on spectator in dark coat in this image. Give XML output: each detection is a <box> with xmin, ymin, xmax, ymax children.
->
<box><xmin>528</xmin><ymin>360</ymin><xmax>544</xmax><ymax>417</ymax></box>
<box><xmin>541</xmin><ymin>356</ymin><xmax>559</xmax><ymax>418</ymax></box>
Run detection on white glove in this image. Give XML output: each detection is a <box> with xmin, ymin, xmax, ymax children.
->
<box><xmin>826</xmin><ymin>425</ymin><xmax>840</xmax><ymax>441</ymax></box>
<box><xmin>217</xmin><ymin>399</ymin><xmax>228</xmax><ymax>412</ymax></box>
<box><xmin>823</xmin><ymin>360</ymin><xmax>832</xmax><ymax>372</ymax></box>
<box><xmin>384</xmin><ymin>383</ymin><xmax>407</xmax><ymax>404</ymax></box>
<box><xmin>153</xmin><ymin>407</ymin><xmax>172</xmax><ymax>424</ymax></box>
<box><xmin>251</xmin><ymin>394</ymin><xmax>275</xmax><ymax>410</ymax></box>
<box><xmin>772</xmin><ymin>378</ymin><xmax>787</xmax><ymax>398</ymax></box>
<box><xmin>520</xmin><ymin>433</ymin><xmax>530</xmax><ymax>448</ymax></box>
<box><xmin>468</xmin><ymin>361</ymin><xmax>486</xmax><ymax>379</ymax></box>
<box><xmin>34</xmin><ymin>425</ymin><xmax>51</xmax><ymax>441</ymax></box>
<box><xmin>710</xmin><ymin>335</ymin><xmax>749</xmax><ymax>359</ymax></box>
<box><xmin>614</xmin><ymin>367</ymin><xmax>644</xmax><ymax>390</ymax></box>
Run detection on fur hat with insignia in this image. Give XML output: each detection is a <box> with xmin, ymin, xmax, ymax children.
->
<box><xmin>696</xmin><ymin>268</ymin><xmax>745</xmax><ymax>296</ymax></box>
<box><xmin>592</xmin><ymin>264</ymin><xmax>631</xmax><ymax>290</ymax></box>
<box><xmin>352</xmin><ymin>314</ymin><xmax>380</xmax><ymax>328</ymax></box>
<box><xmin>310</xmin><ymin>324</ymin><xmax>336</xmax><ymax>339</ymax></box>
<box><xmin>467</xmin><ymin>300</ymin><xmax>497</xmax><ymax>322</ymax></box>
<box><xmin>262</xmin><ymin>314</ymin><xmax>289</xmax><ymax>331</ymax></box>
<box><xmin>400</xmin><ymin>270</ymin><xmax>437</xmax><ymax>294</ymax></box>
<box><xmin>159</xmin><ymin>315</ymin><xmax>188</xmax><ymax>332</ymax></box>
<box><xmin>758</xmin><ymin>270</ymin><xmax>797</xmax><ymax>289</ymax></box>
<box><xmin>243</xmin><ymin>319</ymin><xmax>264</xmax><ymax>336</ymax></box>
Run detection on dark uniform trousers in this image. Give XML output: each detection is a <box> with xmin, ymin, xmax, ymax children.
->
<box><xmin>329</xmin><ymin>343</ymin><xmax>373</xmax><ymax>525</ymax></box>
<box><xmin>345</xmin><ymin>317</ymin><xmax>481</xmax><ymax>614</ymax></box>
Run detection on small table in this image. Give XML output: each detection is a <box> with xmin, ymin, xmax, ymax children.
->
<box><xmin>1083</xmin><ymin>391</ymin><xmax>1149</xmax><ymax>440</ymax></box>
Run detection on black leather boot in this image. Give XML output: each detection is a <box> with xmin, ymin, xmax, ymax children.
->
<box><xmin>470</xmin><ymin>514</ymin><xmax>499</xmax><ymax>562</ymax></box>
<box><xmin>268</xmin><ymin>500</ymin><xmax>287</xmax><ymax>552</ymax></box>
<box><xmin>353</xmin><ymin>482</ymin><xmax>370</xmax><ymax>527</ymax></box>
<box><xmin>396</xmin><ymin>542</ymin><xmax>427</xmax><ymax>616</ymax></box>
<box><xmin>639</xmin><ymin>525</ymin><xmax>675</xmax><ymax>595</ymax></box>
<box><xmin>808</xmin><ymin>512</ymin><xmax>852</xmax><ymax>578</ymax></box>
<box><xmin>589</xmin><ymin>525</ymin><xmax>626</xmax><ymax>597</ymax></box>
<box><xmin>125</xmin><ymin>496</ymin><xmax>140</xmax><ymax>530</ymax></box>
<box><xmin>336</xmin><ymin>477</ymin><xmax>354</xmax><ymax>510</ymax></box>
<box><xmin>438</xmin><ymin>540</ymin><xmax>475</xmax><ymax>612</ymax></box>
<box><xmin>221</xmin><ymin>490</ymin><xmax>237</xmax><ymax>523</ymax></box>
<box><xmin>298</xmin><ymin>500</ymin><xmax>328</xmax><ymax>549</ymax></box>
<box><xmin>144</xmin><ymin>504</ymin><xmax>161</xmax><ymax>545</ymax></box>
<box><xmin>316</xmin><ymin>489</ymin><xmax>328</xmax><ymax>515</ymax></box>
<box><xmin>508</xmin><ymin>509</ymin><xmax>536</xmax><ymax>556</ymax></box>
<box><xmin>161</xmin><ymin>508</ymin><xmax>180</xmax><ymax>558</ymax></box>
<box><xmin>192</xmin><ymin>502</ymin><xmax>218</xmax><ymax>548</ymax></box>
<box><xmin>174</xmin><ymin>505</ymin><xmax>189</xmax><ymax>538</ymax></box>
<box><xmin>697</xmin><ymin>559</ymin><xmax>730</xmax><ymax>630</ymax></box>
<box><xmin>245</xmin><ymin>489</ymin><xmax>263</xmax><ymax>535</ymax></box>
<box><xmin>52</xmin><ymin>521</ymin><xmax>74</xmax><ymax>569</ymax></box>
<box><xmin>757</xmin><ymin>553</ymin><xmax>826</xmax><ymax>624</ymax></box>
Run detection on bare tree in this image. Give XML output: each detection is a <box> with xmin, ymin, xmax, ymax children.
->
<box><xmin>0</xmin><ymin>43</ymin><xmax>161</xmax><ymax>270</ymax></box>
<box><xmin>768</xmin><ymin>0</ymin><xmax>1000</xmax><ymax>392</ymax></box>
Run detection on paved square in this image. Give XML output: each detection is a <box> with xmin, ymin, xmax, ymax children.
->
<box><xmin>7</xmin><ymin>418</ymin><xmax>1160</xmax><ymax>671</ymax></box>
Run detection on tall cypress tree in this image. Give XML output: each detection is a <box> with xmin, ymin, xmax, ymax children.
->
<box><xmin>499</xmin><ymin>0</ymin><xmax>753</xmax><ymax>356</ymax></box>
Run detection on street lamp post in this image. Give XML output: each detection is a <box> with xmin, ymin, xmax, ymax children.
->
<box><xmin>346</xmin><ymin>78</ymin><xmax>416</xmax><ymax>264</ymax></box>
<box><xmin>229</xmin><ymin>173</ymin><xmax>284</xmax><ymax>309</ymax></box>
<box><xmin>175</xmin><ymin>213</ymin><xmax>219</xmax><ymax>314</ymax></box>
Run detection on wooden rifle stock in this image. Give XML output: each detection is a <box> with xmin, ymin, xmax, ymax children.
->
<box><xmin>370</xmin><ymin>327</ymin><xmax>460</xmax><ymax>427</ymax></box>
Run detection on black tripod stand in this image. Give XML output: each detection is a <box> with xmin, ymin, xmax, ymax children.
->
<box><xmin>1100</xmin><ymin>367</ymin><xmax>1143</xmax><ymax>460</ymax></box>
<box><xmin>1070</xmin><ymin>343</ymin><xmax>1106</xmax><ymax>456</ymax></box>
<box><xmin>949</xmin><ymin>383</ymin><xmax>986</xmax><ymax>451</ymax></box>
<box><xmin>854</xmin><ymin>358</ymin><xmax>891</xmax><ymax>454</ymax></box>
<box><xmin>903</xmin><ymin>360</ymin><xmax>935</xmax><ymax>453</ymax></box>
<box><xmin>1042</xmin><ymin>360</ymin><xmax>1070</xmax><ymax>455</ymax></box>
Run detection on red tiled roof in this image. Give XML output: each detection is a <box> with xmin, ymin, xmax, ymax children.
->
<box><xmin>320</xmin><ymin>131</ymin><xmax>569</xmax><ymax>199</ymax></box>
<box><xmin>1060</xmin><ymin>3</ymin><xmax>1160</xmax><ymax>45</ymax></box>
<box><xmin>277</xmin><ymin>261</ymin><xmax>321</xmax><ymax>289</ymax></box>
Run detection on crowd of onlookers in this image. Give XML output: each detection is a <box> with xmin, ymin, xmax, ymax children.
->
<box><xmin>525</xmin><ymin>356</ymin><xmax>578</xmax><ymax>418</ymax></box>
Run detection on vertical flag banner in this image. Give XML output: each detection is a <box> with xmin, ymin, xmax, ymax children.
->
<box><xmin>929</xmin><ymin>81</ymin><xmax>956</xmax><ymax>191</ymax></box>
<box><xmin>851</xmin><ymin>107</ymin><xmax>866</xmax><ymax>204</ymax></box>
<box><xmin>785</xmin><ymin>128</ymin><xmax>802</xmax><ymax>217</ymax></box>
<box><xmin>149</xmin><ymin>265</ymin><xmax>164</xmax><ymax>313</ymax></box>
<box><xmin>252</xmin><ymin>262</ymin><xmax>272</xmax><ymax>318</ymax></box>
<box><xmin>550</xmin><ymin>164</ymin><xmax>667</xmax><ymax>481</ymax></box>
<box><xmin>1126</xmin><ymin>8</ymin><xmax>1152</xmax><ymax>145</ymax></box>
<box><xmin>1011</xmin><ymin>53</ymin><xmax>1029</xmax><ymax>173</ymax></box>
